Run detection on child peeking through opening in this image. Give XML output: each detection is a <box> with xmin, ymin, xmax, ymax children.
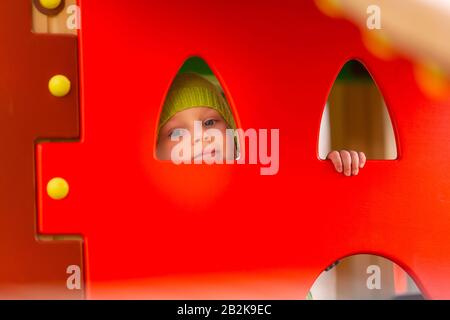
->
<box><xmin>156</xmin><ymin>72</ymin><xmax>366</xmax><ymax>176</ymax></box>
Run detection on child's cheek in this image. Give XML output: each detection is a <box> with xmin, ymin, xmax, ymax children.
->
<box><xmin>156</xmin><ymin>140</ymin><xmax>172</xmax><ymax>160</ymax></box>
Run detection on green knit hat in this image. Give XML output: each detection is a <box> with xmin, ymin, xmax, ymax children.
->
<box><xmin>158</xmin><ymin>72</ymin><xmax>236</xmax><ymax>133</ymax></box>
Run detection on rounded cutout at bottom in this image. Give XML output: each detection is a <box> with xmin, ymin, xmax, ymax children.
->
<box><xmin>309</xmin><ymin>254</ymin><xmax>424</xmax><ymax>300</ymax></box>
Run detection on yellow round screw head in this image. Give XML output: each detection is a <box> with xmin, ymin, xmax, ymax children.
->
<box><xmin>39</xmin><ymin>0</ymin><xmax>62</xmax><ymax>10</ymax></box>
<box><xmin>49</xmin><ymin>75</ymin><xmax>71</xmax><ymax>97</ymax></box>
<box><xmin>47</xmin><ymin>177</ymin><xmax>70</xmax><ymax>200</ymax></box>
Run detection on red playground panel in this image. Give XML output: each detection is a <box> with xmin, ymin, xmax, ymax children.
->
<box><xmin>37</xmin><ymin>0</ymin><xmax>450</xmax><ymax>299</ymax></box>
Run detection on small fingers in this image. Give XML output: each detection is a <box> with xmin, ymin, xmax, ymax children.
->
<box><xmin>327</xmin><ymin>150</ymin><xmax>343</xmax><ymax>173</ymax></box>
<box><xmin>328</xmin><ymin>150</ymin><xmax>367</xmax><ymax>176</ymax></box>
<box><xmin>359</xmin><ymin>151</ymin><xmax>366</xmax><ymax>168</ymax></box>
<box><xmin>339</xmin><ymin>150</ymin><xmax>352</xmax><ymax>176</ymax></box>
<box><xmin>350</xmin><ymin>150</ymin><xmax>359</xmax><ymax>175</ymax></box>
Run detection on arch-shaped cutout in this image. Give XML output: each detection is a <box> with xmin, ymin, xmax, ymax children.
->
<box><xmin>155</xmin><ymin>57</ymin><xmax>239</xmax><ymax>163</ymax></box>
<box><xmin>309</xmin><ymin>254</ymin><xmax>424</xmax><ymax>300</ymax></box>
<box><xmin>318</xmin><ymin>60</ymin><xmax>397</xmax><ymax>160</ymax></box>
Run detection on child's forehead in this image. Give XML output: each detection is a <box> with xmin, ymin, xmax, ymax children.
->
<box><xmin>171</xmin><ymin>106</ymin><xmax>221</xmax><ymax>120</ymax></box>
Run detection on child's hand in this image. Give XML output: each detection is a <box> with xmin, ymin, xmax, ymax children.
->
<box><xmin>327</xmin><ymin>150</ymin><xmax>366</xmax><ymax>176</ymax></box>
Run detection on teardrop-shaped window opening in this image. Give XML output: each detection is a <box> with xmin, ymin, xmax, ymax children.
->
<box><xmin>156</xmin><ymin>57</ymin><xmax>239</xmax><ymax>164</ymax></box>
<box><xmin>319</xmin><ymin>60</ymin><xmax>397</xmax><ymax>162</ymax></box>
<box><xmin>308</xmin><ymin>254</ymin><xmax>424</xmax><ymax>300</ymax></box>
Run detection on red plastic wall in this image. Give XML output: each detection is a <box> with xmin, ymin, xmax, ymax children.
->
<box><xmin>37</xmin><ymin>0</ymin><xmax>450</xmax><ymax>299</ymax></box>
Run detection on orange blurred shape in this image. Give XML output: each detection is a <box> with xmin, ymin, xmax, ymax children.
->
<box><xmin>415</xmin><ymin>62</ymin><xmax>450</xmax><ymax>101</ymax></box>
<box><xmin>361</xmin><ymin>29</ymin><xmax>397</xmax><ymax>61</ymax></box>
<box><xmin>314</xmin><ymin>0</ymin><xmax>343</xmax><ymax>18</ymax></box>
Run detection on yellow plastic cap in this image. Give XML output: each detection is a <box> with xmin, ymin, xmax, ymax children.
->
<box><xmin>49</xmin><ymin>75</ymin><xmax>71</xmax><ymax>97</ymax></box>
<box><xmin>47</xmin><ymin>177</ymin><xmax>70</xmax><ymax>200</ymax></box>
<box><xmin>39</xmin><ymin>0</ymin><xmax>62</xmax><ymax>10</ymax></box>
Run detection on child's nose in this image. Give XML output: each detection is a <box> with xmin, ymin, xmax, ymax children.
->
<box><xmin>192</xmin><ymin>133</ymin><xmax>213</xmax><ymax>145</ymax></box>
<box><xmin>204</xmin><ymin>134</ymin><xmax>214</xmax><ymax>143</ymax></box>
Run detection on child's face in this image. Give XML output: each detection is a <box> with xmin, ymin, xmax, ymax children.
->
<box><xmin>156</xmin><ymin>107</ymin><xmax>234</xmax><ymax>162</ymax></box>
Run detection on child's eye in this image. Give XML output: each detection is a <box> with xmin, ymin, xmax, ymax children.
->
<box><xmin>204</xmin><ymin>119</ymin><xmax>217</xmax><ymax>127</ymax></box>
<box><xmin>169</xmin><ymin>128</ymin><xmax>186</xmax><ymax>139</ymax></box>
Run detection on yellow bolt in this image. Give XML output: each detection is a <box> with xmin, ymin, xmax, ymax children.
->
<box><xmin>49</xmin><ymin>75</ymin><xmax>71</xmax><ymax>97</ymax></box>
<box><xmin>39</xmin><ymin>0</ymin><xmax>62</xmax><ymax>10</ymax></box>
<box><xmin>47</xmin><ymin>177</ymin><xmax>70</xmax><ymax>200</ymax></box>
